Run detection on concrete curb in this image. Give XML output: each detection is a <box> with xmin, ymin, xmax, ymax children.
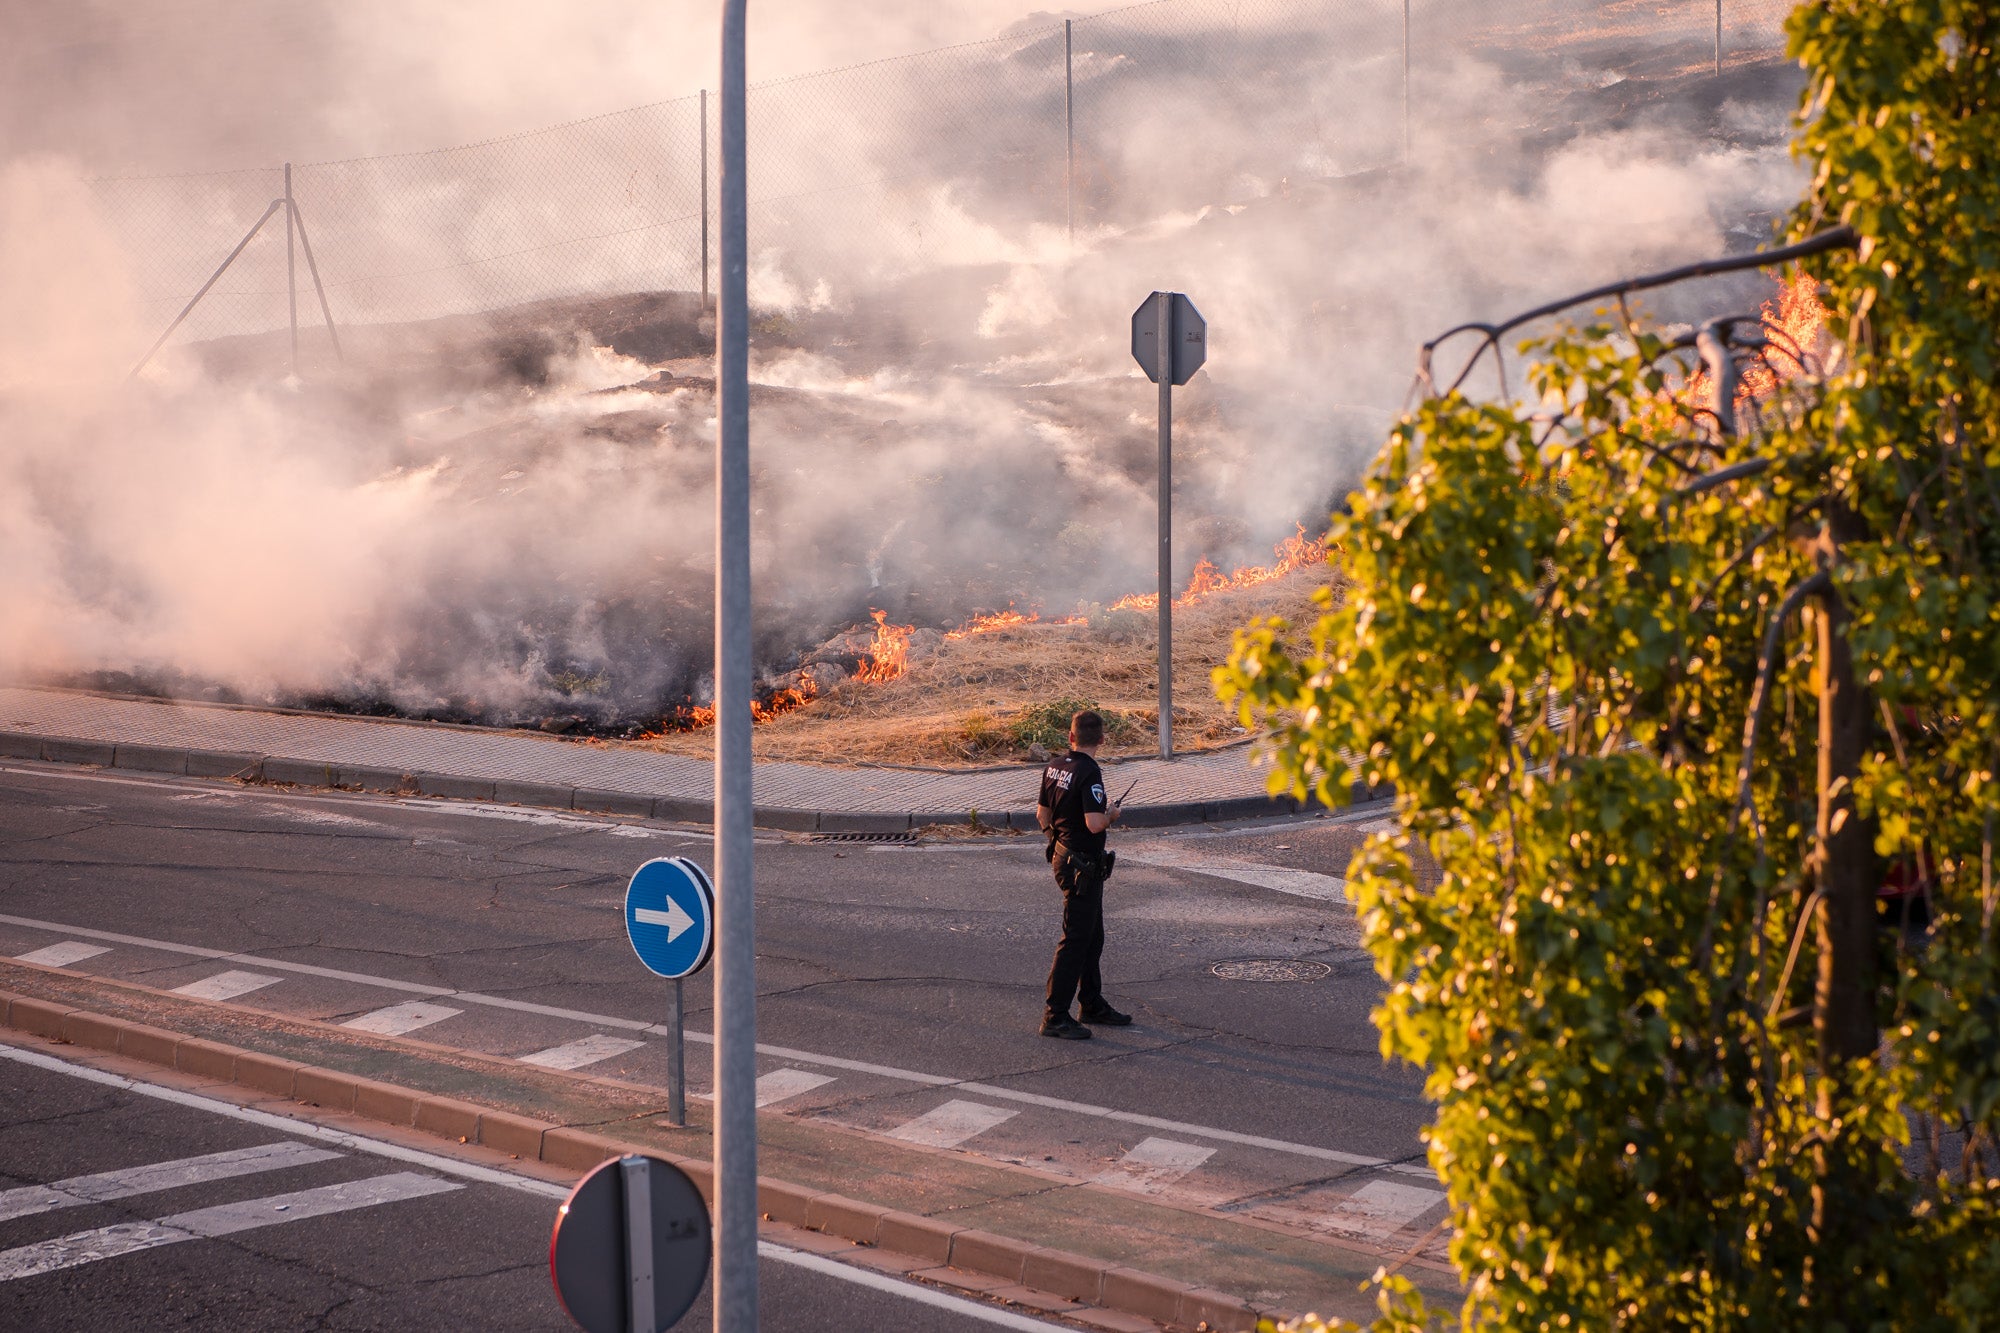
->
<box><xmin>0</xmin><ymin>987</ymin><xmax>1277</xmax><ymax>1332</ymax></box>
<box><xmin>2</xmin><ymin>727</ymin><xmax>1386</xmax><ymax>833</ymax></box>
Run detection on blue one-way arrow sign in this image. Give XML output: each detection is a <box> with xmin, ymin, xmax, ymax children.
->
<box><xmin>625</xmin><ymin>857</ymin><xmax>716</xmax><ymax>979</ymax></box>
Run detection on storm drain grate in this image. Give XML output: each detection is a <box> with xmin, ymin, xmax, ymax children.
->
<box><xmin>808</xmin><ymin>831</ymin><xmax>917</xmax><ymax>844</ymax></box>
<box><xmin>1210</xmin><ymin>959</ymin><xmax>1333</xmax><ymax>983</ymax></box>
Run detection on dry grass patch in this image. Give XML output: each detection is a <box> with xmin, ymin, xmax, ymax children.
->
<box><xmin>631</xmin><ymin>562</ymin><xmax>1338</xmax><ymax>768</ymax></box>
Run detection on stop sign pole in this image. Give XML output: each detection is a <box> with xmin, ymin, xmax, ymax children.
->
<box><xmin>1132</xmin><ymin>292</ymin><xmax>1206</xmax><ymax>761</ymax></box>
<box><xmin>1156</xmin><ymin>302</ymin><xmax>1174</xmax><ymax>761</ymax></box>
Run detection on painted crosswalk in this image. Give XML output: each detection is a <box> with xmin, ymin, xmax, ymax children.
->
<box><xmin>885</xmin><ymin>1100</ymin><xmax>1018</xmax><ymax>1150</ymax></box>
<box><xmin>1321</xmin><ymin>1180</ymin><xmax>1446</xmax><ymax>1240</ymax></box>
<box><xmin>0</xmin><ymin>1143</ymin><xmax>343</xmax><ymax>1223</ymax></box>
<box><xmin>341</xmin><ymin>1002</ymin><xmax>462</xmax><ymax>1037</ymax></box>
<box><xmin>691</xmin><ymin>1068</ymin><xmax>839</xmax><ymax>1108</ymax></box>
<box><xmin>518</xmin><ymin>1034</ymin><xmax>646</xmax><ymax>1070</ymax></box>
<box><xmin>1093</xmin><ymin>1137</ymin><xmax>1216</xmax><ymax>1194</ymax></box>
<box><xmin>14</xmin><ymin>941</ymin><xmax>109</xmax><ymax>968</ymax></box>
<box><xmin>0</xmin><ymin>1172</ymin><xmax>461</xmax><ymax>1282</ymax></box>
<box><xmin>170</xmin><ymin>970</ymin><xmax>282</xmax><ymax>1002</ymax></box>
<box><xmin>754</xmin><ymin>1069</ymin><xmax>835</xmax><ymax>1107</ymax></box>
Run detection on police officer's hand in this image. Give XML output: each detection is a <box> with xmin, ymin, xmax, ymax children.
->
<box><xmin>1108</xmin><ymin>800</ymin><xmax>1121</xmax><ymax>822</ymax></box>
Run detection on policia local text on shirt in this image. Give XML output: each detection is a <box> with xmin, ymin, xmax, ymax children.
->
<box><xmin>1035</xmin><ymin>710</ymin><xmax>1133</xmax><ymax>1040</ymax></box>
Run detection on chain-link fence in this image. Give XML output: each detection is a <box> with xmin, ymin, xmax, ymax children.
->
<box><xmin>92</xmin><ymin>0</ymin><xmax>1798</xmax><ymax>358</ymax></box>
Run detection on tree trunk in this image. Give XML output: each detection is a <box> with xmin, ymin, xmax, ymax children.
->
<box><xmin>1807</xmin><ymin>552</ymin><xmax>1880</xmax><ymax>1270</ymax></box>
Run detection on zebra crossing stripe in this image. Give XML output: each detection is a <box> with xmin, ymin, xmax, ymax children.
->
<box><xmin>885</xmin><ymin>1100</ymin><xmax>1017</xmax><ymax>1150</ymax></box>
<box><xmin>0</xmin><ymin>1173</ymin><xmax>462</xmax><ymax>1283</ymax></box>
<box><xmin>519</xmin><ymin>1034</ymin><xmax>645</xmax><ymax>1070</ymax></box>
<box><xmin>340</xmin><ymin>1002</ymin><xmax>462</xmax><ymax>1037</ymax></box>
<box><xmin>14</xmin><ymin>942</ymin><xmax>110</xmax><ymax>968</ymax></box>
<box><xmin>1093</xmin><ymin>1136</ymin><xmax>1215</xmax><ymax>1194</ymax></box>
<box><xmin>1321</xmin><ymin>1180</ymin><xmax>1446</xmax><ymax>1240</ymax></box>
<box><xmin>0</xmin><ymin>1143</ymin><xmax>343</xmax><ymax>1223</ymax></box>
<box><xmin>754</xmin><ymin>1069</ymin><xmax>834</xmax><ymax>1107</ymax></box>
<box><xmin>171</xmin><ymin>970</ymin><xmax>282</xmax><ymax>1002</ymax></box>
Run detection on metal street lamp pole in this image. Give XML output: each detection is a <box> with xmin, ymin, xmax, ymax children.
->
<box><xmin>714</xmin><ymin>2</ymin><xmax>756</xmax><ymax>1330</ymax></box>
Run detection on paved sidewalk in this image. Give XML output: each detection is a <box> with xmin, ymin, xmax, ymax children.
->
<box><xmin>0</xmin><ymin>686</ymin><xmax>1316</xmax><ymax>831</ymax></box>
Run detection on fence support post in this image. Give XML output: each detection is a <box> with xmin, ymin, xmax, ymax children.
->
<box><xmin>1402</xmin><ymin>0</ymin><xmax>1412</xmax><ymax>161</ymax></box>
<box><xmin>1714</xmin><ymin>0</ymin><xmax>1723</xmax><ymax>75</ymax></box>
<box><xmin>284</xmin><ymin>163</ymin><xmax>299</xmax><ymax>377</ymax></box>
<box><xmin>701</xmin><ymin>88</ymin><xmax>711</xmax><ymax>310</ymax></box>
<box><xmin>288</xmin><ymin>184</ymin><xmax>344</xmax><ymax>364</ymax></box>
<box><xmin>1064</xmin><ymin>19</ymin><xmax>1075</xmax><ymax>245</ymax></box>
<box><xmin>126</xmin><ymin>197</ymin><xmax>286</xmax><ymax>381</ymax></box>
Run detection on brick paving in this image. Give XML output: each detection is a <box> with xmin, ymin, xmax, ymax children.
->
<box><xmin>0</xmin><ymin>687</ymin><xmax>1281</xmax><ymax>826</ymax></box>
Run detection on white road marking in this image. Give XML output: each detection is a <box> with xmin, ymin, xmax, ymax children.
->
<box><xmin>1116</xmin><ymin>842</ymin><xmax>1350</xmax><ymax>904</ymax></box>
<box><xmin>0</xmin><ymin>1143</ymin><xmax>343</xmax><ymax>1222</ymax></box>
<box><xmin>1320</xmin><ymin>1180</ymin><xmax>1446</xmax><ymax>1240</ymax></box>
<box><xmin>1</xmin><ymin>1046</ymin><xmax>1067</xmax><ymax>1330</ymax></box>
<box><xmin>0</xmin><ymin>1044</ymin><xmax>572</xmax><ymax>1199</ymax></box>
<box><xmin>0</xmin><ymin>910</ymin><xmax>1431</xmax><ymax>1175</ymax></box>
<box><xmin>171</xmin><ymin>969</ymin><xmax>282</xmax><ymax>1001</ymax></box>
<box><xmin>0</xmin><ymin>1173</ymin><xmax>461</xmax><ymax>1282</ymax></box>
<box><xmin>519</xmin><ymin>1034</ymin><xmax>645</xmax><ymax>1070</ymax></box>
<box><xmin>14</xmin><ymin>941</ymin><xmax>109</xmax><ymax>968</ymax></box>
<box><xmin>886</xmin><ymin>1100</ymin><xmax>1018</xmax><ymax>1150</ymax></box>
<box><xmin>341</xmin><ymin>1001</ymin><xmax>462</xmax><ymax>1036</ymax></box>
<box><xmin>754</xmin><ymin>1069</ymin><xmax>835</xmax><ymax>1107</ymax></box>
<box><xmin>1092</xmin><ymin>1137</ymin><xmax>1215</xmax><ymax>1194</ymax></box>
<box><xmin>760</xmin><ymin>1241</ymin><xmax>1066</xmax><ymax>1330</ymax></box>
<box><xmin>385</xmin><ymin>800</ymin><xmax>697</xmax><ymax>841</ymax></box>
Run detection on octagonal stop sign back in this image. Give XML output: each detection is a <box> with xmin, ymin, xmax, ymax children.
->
<box><xmin>550</xmin><ymin>1154</ymin><xmax>710</xmax><ymax>1332</ymax></box>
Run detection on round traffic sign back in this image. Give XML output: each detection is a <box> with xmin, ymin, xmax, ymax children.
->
<box><xmin>624</xmin><ymin>857</ymin><xmax>716</xmax><ymax>980</ymax></box>
<box><xmin>550</xmin><ymin>1154</ymin><xmax>711</xmax><ymax>1333</ymax></box>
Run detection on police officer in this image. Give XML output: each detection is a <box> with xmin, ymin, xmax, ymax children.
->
<box><xmin>1036</xmin><ymin>710</ymin><xmax>1131</xmax><ymax>1039</ymax></box>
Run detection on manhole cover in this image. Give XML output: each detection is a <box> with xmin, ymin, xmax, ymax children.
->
<box><xmin>807</xmin><ymin>831</ymin><xmax>916</xmax><ymax>844</ymax></box>
<box><xmin>1210</xmin><ymin>959</ymin><xmax>1332</xmax><ymax>982</ymax></box>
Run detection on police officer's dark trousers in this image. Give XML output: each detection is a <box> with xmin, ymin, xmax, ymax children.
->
<box><xmin>1045</xmin><ymin>848</ymin><xmax>1106</xmax><ymax>1021</ymax></box>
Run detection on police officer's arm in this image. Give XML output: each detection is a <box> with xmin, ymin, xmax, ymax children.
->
<box><xmin>1083</xmin><ymin>775</ymin><xmax>1118</xmax><ymax>834</ymax></box>
<box><xmin>1036</xmin><ymin>802</ymin><xmax>1054</xmax><ymax>832</ymax></box>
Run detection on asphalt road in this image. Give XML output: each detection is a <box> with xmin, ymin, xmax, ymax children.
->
<box><xmin>0</xmin><ymin>1043</ymin><xmax>1069</xmax><ymax>1332</ymax></box>
<box><xmin>0</xmin><ymin>761</ymin><xmax>1435</xmax><ymax>1246</ymax></box>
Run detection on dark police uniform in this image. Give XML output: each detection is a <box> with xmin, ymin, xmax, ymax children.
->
<box><xmin>1040</xmin><ymin>750</ymin><xmax>1111</xmax><ymax>1023</ymax></box>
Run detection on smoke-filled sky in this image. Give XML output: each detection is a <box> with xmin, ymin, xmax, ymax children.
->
<box><xmin>5</xmin><ymin>1</ymin><xmax>1083</xmax><ymax>171</ymax></box>
<box><xmin>0</xmin><ymin>0</ymin><xmax>1811</xmax><ymax>728</ymax></box>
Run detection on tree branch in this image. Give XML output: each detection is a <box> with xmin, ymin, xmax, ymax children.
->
<box><xmin>1734</xmin><ymin>570</ymin><xmax>1833</xmax><ymax>823</ymax></box>
<box><xmin>1680</xmin><ymin>457</ymin><xmax>1772</xmax><ymax>497</ymax></box>
<box><xmin>1422</xmin><ymin>227</ymin><xmax>1860</xmax><ymax>396</ymax></box>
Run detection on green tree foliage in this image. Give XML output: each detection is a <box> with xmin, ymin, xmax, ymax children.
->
<box><xmin>1218</xmin><ymin>4</ymin><xmax>2000</xmax><ymax>1326</ymax></box>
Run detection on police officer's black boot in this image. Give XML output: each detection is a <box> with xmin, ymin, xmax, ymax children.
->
<box><xmin>1040</xmin><ymin>1013</ymin><xmax>1092</xmax><ymax>1040</ymax></box>
<box><xmin>1078</xmin><ymin>1003</ymin><xmax>1131</xmax><ymax>1026</ymax></box>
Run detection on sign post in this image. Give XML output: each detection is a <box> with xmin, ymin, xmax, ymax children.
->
<box><xmin>716</xmin><ymin>3</ymin><xmax>757</xmax><ymax>1329</ymax></box>
<box><xmin>1131</xmin><ymin>291</ymin><xmax>1206</xmax><ymax>761</ymax></box>
<box><xmin>550</xmin><ymin>1153</ymin><xmax>711</xmax><ymax>1333</ymax></box>
<box><xmin>625</xmin><ymin>857</ymin><xmax>717</xmax><ymax>1128</ymax></box>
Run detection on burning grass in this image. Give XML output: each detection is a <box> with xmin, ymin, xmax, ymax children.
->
<box><xmin>632</xmin><ymin>533</ymin><xmax>1340</xmax><ymax>768</ymax></box>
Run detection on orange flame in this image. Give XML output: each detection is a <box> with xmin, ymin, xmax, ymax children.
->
<box><xmin>855</xmin><ymin>609</ymin><xmax>914</xmax><ymax>683</ymax></box>
<box><xmin>1740</xmin><ymin>269</ymin><xmax>1829</xmax><ymax>397</ymax></box>
<box><xmin>945</xmin><ymin>603</ymin><xmax>1041</xmax><ymax>640</ymax></box>
<box><xmin>1109</xmin><ymin>525</ymin><xmax>1330</xmax><ymax>613</ymax></box>
<box><xmin>649</xmin><ymin>529</ymin><xmax>1328</xmax><ymax>736</ymax></box>
<box><xmin>751</xmin><ymin>674</ymin><xmax>819</xmax><ymax>722</ymax></box>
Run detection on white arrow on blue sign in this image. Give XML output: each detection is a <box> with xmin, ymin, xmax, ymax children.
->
<box><xmin>624</xmin><ymin>857</ymin><xmax>716</xmax><ymax>979</ymax></box>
